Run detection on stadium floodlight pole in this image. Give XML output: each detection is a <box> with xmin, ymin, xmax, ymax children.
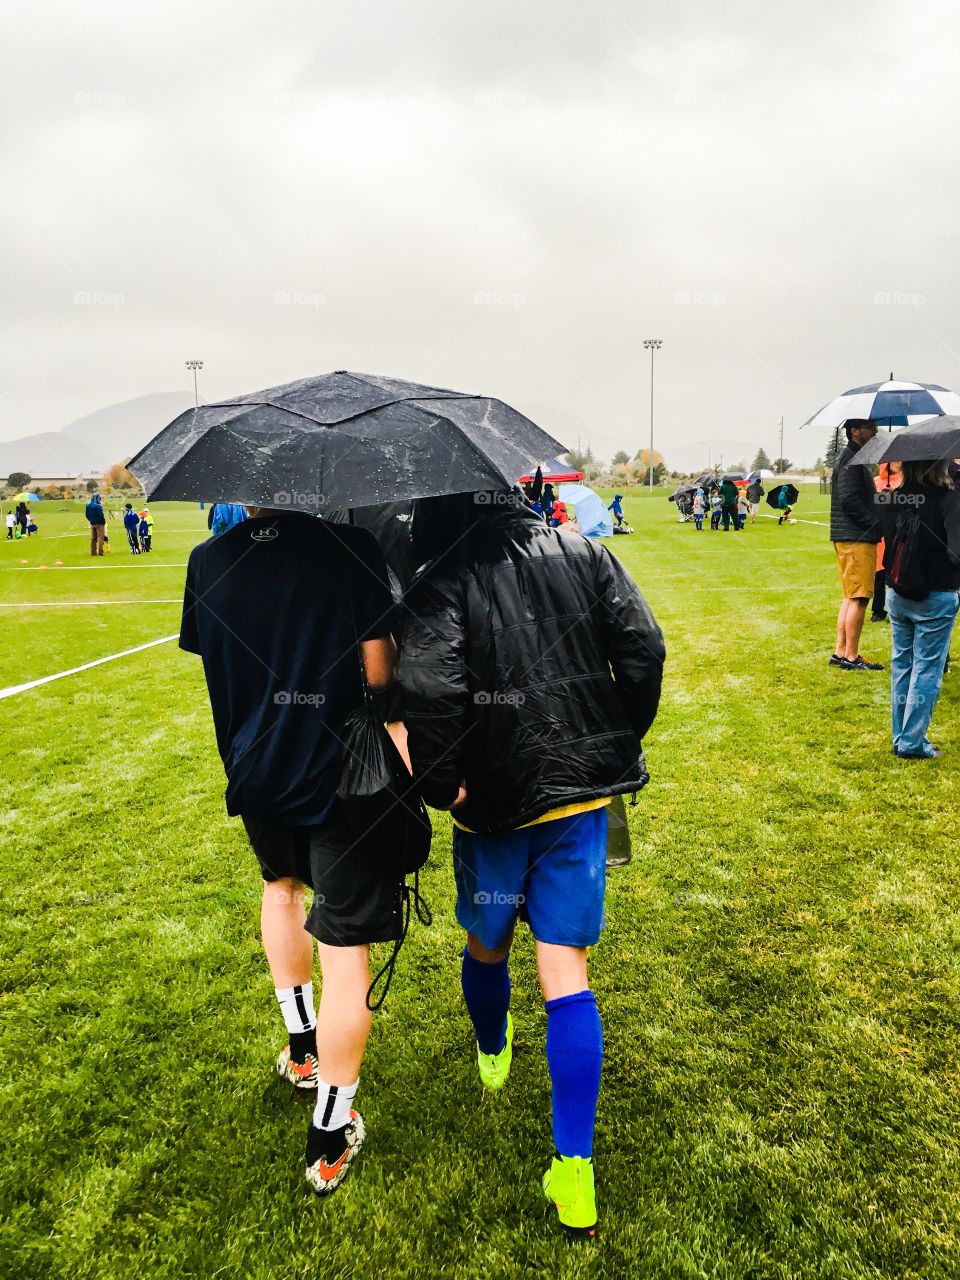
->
<box><xmin>643</xmin><ymin>339</ymin><xmax>662</xmax><ymax>488</ymax></box>
<box><xmin>186</xmin><ymin>359</ymin><xmax>204</xmax><ymax>408</ymax></box>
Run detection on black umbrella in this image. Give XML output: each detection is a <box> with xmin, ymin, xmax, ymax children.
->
<box><xmin>720</xmin><ymin>473</ymin><xmax>744</xmax><ymax>485</ymax></box>
<box><xmin>766</xmin><ymin>483</ymin><xmax>799</xmax><ymax>507</ymax></box>
<box><xmin>128</xmin><ymin>371</ymin><xmax>566</xmax><ymax>511</ymax></box>
<box><xmin>849</xmin><ymin>414</ymin><xmax>960</xmax><ymax>466</ymax></box>
<box><xmin>668</xmin><ymin>484</ymin><xmax>696</xmax><ymax>503</ymax></box>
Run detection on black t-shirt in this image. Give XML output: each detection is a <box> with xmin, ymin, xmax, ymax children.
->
<box><xmin>180</xmin><ymin>513</ymin><xmax>395</xmax><ymax>825</ymax></box>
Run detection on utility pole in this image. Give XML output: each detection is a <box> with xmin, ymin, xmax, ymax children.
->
<box><xmin>643</xmin><ymin>338</ymin><xmax>662</xmax><ymax>488</ymax></box>
<box><xmin>186</xmin><ymin>359</ymin><xmax>204</xmax><ymax>408</ymax></box>
<box><xmin>778</xmin><ymin>415</ymin><xmax>784</xmax><ymax>473</ymax></box>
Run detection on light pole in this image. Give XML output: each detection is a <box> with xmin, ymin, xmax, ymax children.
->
<box><xmin>643</xmin><ymin>339</ymin><xmax>662</xmax><ymax>488</ymax></box>
<box><xmin>186</xmin><ymin>359</ymin><xmax>203</xmax><ymax>408</ymax></box>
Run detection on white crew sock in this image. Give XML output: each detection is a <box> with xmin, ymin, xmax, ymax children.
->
<box><xmin>313</xmin><ymin>1078</ymin><xmax>359</xmax><ymax>1132</ymax></box>
<box><xmin>274</xmin><ymin>983</ymin><xmax>317</xmax><ymax>1035</ymax></box>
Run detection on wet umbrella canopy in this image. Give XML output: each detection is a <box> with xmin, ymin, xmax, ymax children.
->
<box><xmin>849</xmin><ymin>414</ymin><xmax>960</xmax><ymax>466</ymax></box>
<box><xmin>766</xmin><ymin>483</ymin><xmax>799</xmax><ymax>507</ymax></box>
<box><xmin>128</xmin><ymin>371</ymin><xmax>566</xmax><ymax>511</ymax></box>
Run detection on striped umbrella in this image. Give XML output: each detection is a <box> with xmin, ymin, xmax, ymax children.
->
<box><xmin>804</xmin><ymin>377</ymin><xmax>960</xmax><ymax>429</ymax></box>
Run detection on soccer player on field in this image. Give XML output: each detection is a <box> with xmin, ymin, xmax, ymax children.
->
<box><xmin>398</xmin><ymin>490</ymin><xmax>665</xmax><ymax>1236</ymax></box>
<box><xmin>179</xmin><ymin>506</ymin><xmax>402</xmax><ymax>1194</ymax></box>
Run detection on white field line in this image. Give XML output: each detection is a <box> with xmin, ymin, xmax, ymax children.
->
<box><xmin>0</xmin><ymin>634</ymin><xmax>180</xmax><ymax>701</ymax></box>
<box><xmin>0</xmin><ymin>600</ymin><xmax>181</xmax><ymax>607</ymax></box>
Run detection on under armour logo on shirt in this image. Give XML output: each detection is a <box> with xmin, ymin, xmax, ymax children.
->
<box><xmin>250</xmin><ymin>527</ymin><xmax>279</xmax><ymax>542</ymax></box>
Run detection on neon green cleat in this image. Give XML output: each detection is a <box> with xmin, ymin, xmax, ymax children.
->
<box><xmin>477</xmin><ymin>1012</ymin><xmax>513</xmax><ymax>1091</ymax></box>
<box><xmin>543</xmin><ymin>1154</ymin><xmax>597</xmax><ymax>1237</ymax></box>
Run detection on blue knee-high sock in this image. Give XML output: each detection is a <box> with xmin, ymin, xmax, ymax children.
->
<box><xmin>545</xmin><ymin>989</ymin><xmax>603</xmax><ymax>1158</ymax></box>
<box><xmin>461</xmin><ymin>948</ymin><xmax>511</xmax><ymax>1055</ymax></box>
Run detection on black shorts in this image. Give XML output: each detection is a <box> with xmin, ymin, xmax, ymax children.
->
<box><xmin>241</xmin><ymin>805</ymin><xmax>404</xmax><ymax>947</ymax></box>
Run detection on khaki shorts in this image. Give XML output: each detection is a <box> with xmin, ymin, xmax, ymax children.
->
<box><xmin>834</xmin><ymin>540</ymin><xmax>876</xmax><ymax>599</ymax></box>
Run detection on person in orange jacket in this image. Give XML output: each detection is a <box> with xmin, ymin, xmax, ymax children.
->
<box><xmin>872</xmin><ymin>461</ymin><xmax>902</xmax><ymax>622</ymax></box>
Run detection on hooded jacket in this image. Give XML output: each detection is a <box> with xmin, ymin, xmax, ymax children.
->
<box><xmin>85</xmin><ymin>498</ymin><xmax>105</xmax><ymax>526</ymax></box>
<box><xmin>830</xmin><ymin>440</ymin><xmax>882</xmax><ymax>543</ymax></box>
<box><xmin>398</xmin><ymin>501</ymin><xmax>665</xmax><ymax>835</ymax></box>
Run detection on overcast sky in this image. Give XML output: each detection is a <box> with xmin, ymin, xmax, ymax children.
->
<box><xmin>1</xmin><ymin>0</ymin><xmax>957</xmax><ymax>470</ymax></box>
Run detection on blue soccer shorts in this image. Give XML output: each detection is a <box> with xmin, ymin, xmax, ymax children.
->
<box><xmin>453</xmin><ymin>807</ymin><xmax>608</xmax><ymax>950</ymax></box>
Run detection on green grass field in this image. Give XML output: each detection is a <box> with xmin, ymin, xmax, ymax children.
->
<box><xmin>2</xmin><ymin>490</ymin><xmax>958</xmax><ymax>1280</ymax></box>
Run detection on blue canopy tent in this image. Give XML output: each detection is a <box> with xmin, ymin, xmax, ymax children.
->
<box><xmin>558</xmin><ymin>483</ymin><xmax>613</xmax><ymax>537</ymax></box>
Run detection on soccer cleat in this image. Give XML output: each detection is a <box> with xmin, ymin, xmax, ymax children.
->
<box><xmin>840</xmin><ymin>655</ymin><xmax>884</xmax><ymax>671</ymax></box>
<box><xmin>477</xmin><ymin>1012</ymin><xmax>514</xmax><ymax>1091</ymax></box>
<box><xmin>305</xmin><ymin>1110</ymin><xmax>365</xmax><ymax>1195</ymax></box>
<box><xmin>276</xmin><ymin>1044</ymin><xmax>319</xmax><ymax>1091</ymax></box>
<box><xmin>543</xmin><ymin>1154</ymin><xmax>597</xmax><ymax>1238</ymax></box>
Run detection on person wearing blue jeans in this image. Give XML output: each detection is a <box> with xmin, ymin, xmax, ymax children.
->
<box><xmin>877</xmin><ymin>458</ymin><xmax>960</xmax><ymax>760</ymax></box>
<box><xmin>888</xmin><ymin>589</ymin><xmax>959</xmax><ymax>757</ymax></box>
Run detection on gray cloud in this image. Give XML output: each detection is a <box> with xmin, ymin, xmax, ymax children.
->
<box><xmin>1</xmin><ymin>0</ymin><xmax>958</xmax><ymax>470</ymax></box>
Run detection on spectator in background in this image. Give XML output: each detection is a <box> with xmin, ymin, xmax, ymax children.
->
<box><xmin>208</xmin><ymin>502</ymin><xmax>249</xmax><ymax>536</ymax></box>
<box><xmin>710</xmin><ymin>489</ymin><xmax>722</xmax><ymax>530</ymax></box>
<box><xmin>719</xmin><ymin>477</ymin><xmax>740</xmax><ymax>531</ymax></box>
<box><xmin>692</xmin><ymin>487</ymin><xmax>706</xmax><ymax>531</ymax></box>
<box><xmin>142</xmin><ymin>507</ymin><xmax>155</xmax><ymax>551</ymax></box>
<box><xmin>542</xmin><ymin>483</ymin><xmax>556</xmax><ymax>522</ymax></box>
<box><xmin>123</xmin><ymin>503</ymin><xmax>141</xmax><ymax>554</ymax></box>
<box><xmin>829</xmin><ymin>419</ymin><xmax>883</xmax><ymax>672</ymax></box>
<box><xmin>85</xmin><ymin>492</ymin><xmax>107</xmax><ymax>556</ymax></box>
<box><xmin>737</xmin><ymin>487</ymin><xmax>749</xmax><ymax>529</ymax></box>
<box><xmin>746</xmin><ymin>478</ymin><xmax>764</xmax><ymax>524</ymax></box>
<box><xmin>5</xmin><ymin>511</ymin><xmax>13</xmax><ymax>540</ymax></box>
<box><xmin>871</xmin><ymin>462</ymin><xmax>902</xmax><ymax>623</ymax></box>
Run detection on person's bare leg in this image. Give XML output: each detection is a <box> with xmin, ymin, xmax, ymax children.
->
<box><xmin>844</xmin><ymin>598</ymin><xmax>868</xmax><ymax>660</ymax></box>
<box><xmin>467</xmin><ymin>927</ymin><xmax>514</xmax><ymax>965</ymax></box>
<box><xmin>261</xmin><ymin>877</ymin><xmax>313</xmax><ymax>987</ymax></box>
<box><xmin>536</xmin><ymin>941</ymin><xmax>589</xmax><ymax>1002</ymax></box>
<box><xmin>315</xmin><ymin>943</ymin><xmax>373</xmax><ymax>1084</ymax></box>
<box><xmin>836</xmin><ymin>599</ymin><xmax>848</xmax><ymax>657</ymax></box>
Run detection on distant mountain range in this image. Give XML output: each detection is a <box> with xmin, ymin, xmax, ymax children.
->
<box><xmin>0</xmin><ymin>391</ymin><xmax>192</xmax><ymax>478</ymax></box>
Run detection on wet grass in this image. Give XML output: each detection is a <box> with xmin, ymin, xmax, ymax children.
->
<box><xmin>1</xmin><ymin>491</ymin><xmax>958</xmax><ymax>1279</ymax></box>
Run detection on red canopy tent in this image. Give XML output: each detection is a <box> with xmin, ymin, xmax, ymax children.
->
<box><xmin>519</xmin><ymin>459</ymin><xmax>583</xmax><ymax>485</ymax></box>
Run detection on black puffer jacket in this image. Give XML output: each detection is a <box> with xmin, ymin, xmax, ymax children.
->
<box><xmin>830</xmin><ymin>441</ymin><xmax>882</xmax><ymax>543</ymax></box>
<box><xmin>398</xmin><ymin>502</ymin><xmax>665</xmax><ymax>835</ymax></box>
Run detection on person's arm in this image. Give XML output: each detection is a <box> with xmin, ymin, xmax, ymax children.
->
<box><xmin>838</xmin><ymin>460</ymin><xmax>881</xmax><ymax>535</ymax></box>
<box><xmin>179</xmin><ymin>551</ymin><xmax>201</xmax><ymax>654</ymax></box>
<box><xmin>593</xmin><ymin>546</ymin><xmax>665</xmax><ymax>742</ymax></box>
<box><xmin>397</xmin><ymin>577</ymin><xmax>469</xmax><ymax>809</ymax></box>
<box><xmin>943</xmin><ymin>491</ymin><xmax>960</xmax><ymax>565</ymax></box>
<box><xmin>361</xmin><ymin>635</ymin><xmax>397</xmax><ymax>689</ymax></box>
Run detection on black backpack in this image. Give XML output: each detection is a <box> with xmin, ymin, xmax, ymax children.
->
<box><xmin>888</xmin><ymin>507</ymin><xmax>929</xmax><ymax>602</ymax></box>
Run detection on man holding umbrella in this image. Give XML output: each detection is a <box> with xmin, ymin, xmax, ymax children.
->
<box><xmin>829</xmin><ymin>418</ymin><xmax>884</xmax><ymax>671</ymax></box>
